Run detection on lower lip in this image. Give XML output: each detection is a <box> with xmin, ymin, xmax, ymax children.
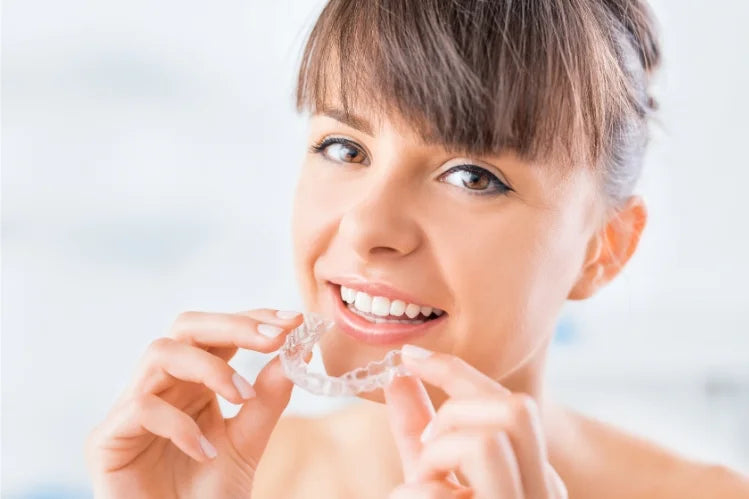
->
<box><xmin>329</xmin><ymin>283</ymin><xmax>446</xmax><ymax>346</ymax></box>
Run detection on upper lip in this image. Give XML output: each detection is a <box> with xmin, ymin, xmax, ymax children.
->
<box><xmin>328</xmin><ymin>275</ymin><xmax>442</xmax><ymax>311</ymax></box>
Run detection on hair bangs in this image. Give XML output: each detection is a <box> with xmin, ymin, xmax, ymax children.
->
<box><xmin>296</xmin><ymin>0</ymin><xmax>644</xmax><ymax>168</ymax></box>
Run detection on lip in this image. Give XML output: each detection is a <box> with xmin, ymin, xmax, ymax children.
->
<box><xmin>327</xmin><ymin>282</ymin><xmax>446</xmax><ymax>346</ymax></box>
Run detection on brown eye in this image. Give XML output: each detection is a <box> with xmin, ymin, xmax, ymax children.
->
<box><xmin>326</xmin><ymin>142</ymin><xmax>365</xmax><ymax>163</ymax></box>
<box><xmin>310</xmin><ymin>137</ymin><xmax>368</xmax><ymax>164</ymax></box>
<box><xmin>439</xmin><ymin>165</ymin><xmax>511</xmax><ymax>196</ymax></box>
<box><xmin>454</xmin><ymin>170</ymin><xmax>489</xmax><ymax>190</ymax></box>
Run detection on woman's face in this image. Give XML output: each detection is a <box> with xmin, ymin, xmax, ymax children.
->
<box><xmin>291</xmin><ymin>106</ymin><xmax>603</xmax><ymax>403</ymax></box>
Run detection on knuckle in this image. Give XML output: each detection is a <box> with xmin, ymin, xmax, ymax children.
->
<box><xmin>139</xmin><ymin>337</ymin><xmax>174</xmax><ymax>369</ymax></box>
<box><xmin>509</xmin><ymin>392</ymin><xmax>537</xmax><ymax>424</ymax></box>
<box><xmin>173</xmin><ymin>419</ymin><xmax>198</xmax><ymax>444</ymax></box>
<box><xmin>202</xmin><ymin>356</ymin><xmax>236</xmax><ymax>391</ymax></box>
<box><xmin>470</xmin><ymin>433</ymin><xmax>501</xmax><ymax>461</ymax></box>
<box><xmin>445</xmin><ymin>354</ymin><xmax>468</xmax><ymax>372</ymax></box>
<box><xmin>437</xmin><ymin>355</ymin><xmax>469</xmax><ymax>383</ymax></box>
<box><xmin>130</xmin><ymin>392</ymin><xmax>153</xmax><ymax>413</ymax></box>
<box><xmin>175</xmin><ymin>310</ymin><xmax>198</xmax><ymax>323</ymax></box>
<box><xmin>148</xmin><ymin>336</ymin><xmax>173</xmax><ymax>354</ymax></box>
<box><xmin>228</xmin><ymin>313</ymin><xmax>257</xmax><ymax>331</ymax></box>
<box><xmin>216</xmin><ymin>361</ymin><xmax>237</xmax><ymax>386</ymax></box>
<box><xmin>434</xmin><ymin>400</ymin><xmax>458</xmax><ymax>429</ymax></box>
<box><xmin>169</xmin><ymin>311</ymin><xmax>199</xmax><ymax>339</ymax></box>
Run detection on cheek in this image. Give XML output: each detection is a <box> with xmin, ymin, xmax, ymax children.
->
<box><xmin>291</xmin><ymin>165</ymin><xmax>347</xmax><ymax>305</ymax></box>
<box><xmin>439</xmin><ymin>207</ymin><xmax>586</xmax><ymax>373</ymax></box>
<box><xmin>291</xmin><ymin>169</ymin><xmax>325</xmax><ymax>305</ymax></box>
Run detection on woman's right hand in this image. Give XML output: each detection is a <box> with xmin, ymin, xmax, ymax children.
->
<box><xmin>84</xmin><ymin>308</ymin><xmax>304</xmax><ymax>499</ymax></box>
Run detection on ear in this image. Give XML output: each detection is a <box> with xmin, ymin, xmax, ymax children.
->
<box><xmin>568</xmin><ymin>196</ymin><xmax>648</xmax><ymax>300</ymax></box>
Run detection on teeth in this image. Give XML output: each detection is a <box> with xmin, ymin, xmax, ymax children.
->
<box><xmin>404</xmin><ymin>303</ymin><xmax>421</xmax><ymax>319</ymax></box>
<box><xmin>354</xmin><ymin>291</ymin><xmax>372</xmax><ymax>313</ymax></box>
<box><xmin>348</xmin><ymin>305</ymin><xmax>425</xmax><ymax>324</ymax></box>
<box><xmin>340</xmin><ymin>286</ymin><xmax>355</xmax><ymax>303</ymax></box>
<box><xmin>371</xmin><ymin>296</ymin><xmax>391</xmax><ymax>317</ymax></box>
<box><xmin>339</xmin><ymin>285</ymin><xmax>444</xmax><ymax>319</ymax></box>
<box><xmin>390</xmin><ymin>299</ymin><xmax>406</xmax><ymax>316</ymax></box>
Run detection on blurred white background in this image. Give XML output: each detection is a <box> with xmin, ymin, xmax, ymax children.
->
<box><xmin>2</xmin><ymin>0</ymin><xmax>748</xmax><ymax>496</ymax></box>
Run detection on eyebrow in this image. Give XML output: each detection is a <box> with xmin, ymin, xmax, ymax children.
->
<box><xmin>317</xmin><ymin>106</ymin><xmax>472</xmax><ymax>153</ymax></box>
<box><xmin>320</xmin><ymin>107</ymin><xmax>374</xmax><ymax>136</ymax></box>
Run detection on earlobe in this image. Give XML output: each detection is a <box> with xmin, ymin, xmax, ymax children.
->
<box><xmin>567</xmin><ymin>196</ymin><xmax>648</xmax><ymax>300</ymax></box>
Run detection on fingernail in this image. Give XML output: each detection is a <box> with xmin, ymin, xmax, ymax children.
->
<box><xmin>257</xmin><ymin>323</ymin><xmax>283</xmax><ymax>338</ymax></box>
<box><xmin>402</xmin><ymin>344</ymin><xmax>433</xmax><ymax>359</ymax></box>
<box><xmin>199</xmin><ymin>434</ymin><xmax>217</xmax><ymax>459</ymax></box>
<box><xmin>232</xmin><ymin>372</ymin><xmax>256</xmax><ymax>399</ymax></box>
<box><xmin>276</xmin><ymin>310</ymin><xmax>300</xmax><ymax>319</ymax></box>
<box><xmin>419</xmin><ymin>420</ymin><xmax>434</xmax><ymax>443</ymax></box>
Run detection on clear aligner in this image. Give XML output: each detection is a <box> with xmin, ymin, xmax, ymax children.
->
<box><xmin>279</xmin><ymin>312</ymin><xmax>411</xmax><ymax>396</ymax></box>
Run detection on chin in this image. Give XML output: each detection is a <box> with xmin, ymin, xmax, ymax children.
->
<box><xmin>317</xmin><ymin>324</ymin><xmax>396</xmax><ymax>373</ymax></box>
<box><xmin>314</xmin><ymin>327</ymin><xmax>397</xmax><ymax>404</ymax></box>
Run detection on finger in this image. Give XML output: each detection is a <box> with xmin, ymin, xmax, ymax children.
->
<box><xmin>94</xmin><ymin>393</ymin><xmax>214</xmax><ymax>465</ymax></box>
<box><xmin>400</xmin><ymin>345</ymin><xmax>509</xmax><ymax>398</ymax></box>
<box><xmin>225</xmin><ymin>354</ymin><xmax>294</xmax><ymax>468</ymax></box>
<box><xmin>426</xmin><ymin>395</ymin><xmax>551</xmax><ymax>498</ymax></box>
<box><xmin>416</xmin><ymin>430</ymin><xmax>523</xmax><ymax>498</ymax></box>
<box><xmin>546</xmin><ymin>463</ymin><xmax>568</xmax><ymax>499</ymax></box>
<box><xmin>129</xmin><ymin>337</ymin><xmax>257</xmax><ymax>404</ymax></box>
<box><xmin>384</xmin><ymin>375</ymin><xmax>436</xmax><ymax>481</ymax></box>
<box><xmin>389</xmin><ymin>480</ymin><xmax>458</xmax><ymax>499</ymax></box>
<box><xmin>169</xmin><ymin>309</ymin><xmax>303</xmax><ymax>357</ymax></box>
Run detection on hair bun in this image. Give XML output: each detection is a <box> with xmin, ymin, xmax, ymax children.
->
<box><xmin>604</xmin><ymin>0</ymin><xmax>662</xmax><ymax>75</ymax></box>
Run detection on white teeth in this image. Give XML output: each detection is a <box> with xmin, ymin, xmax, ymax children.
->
<box><xmin>404</xmin><ymin>303</ymin><xmax>421</xmax><ymax>319</ymax></box>
<box><xmin>371</xmin><ymin>296</ymin><xmax>391</xmax><ymax>317</ymax></box>
<box><xmin>354</xmin><ymin>291</ymin><xmax>372</xmax><ymax>313</ymax></box>
<box><xmin>348</xmin><ymin>305</ymin><xmax>424</xmax><ymax>324</ymax></box>
<box><xmin>340</xmin><ymin>286</ymin><xmax>355</xmax><ymax>303</ymax></box>
<box><xmin>339</xmin><ymin>285</ymin><xmax>444</xmax><ymax>319</ymax></box>
<box><xmin>390</xmin><ymin>299</ymin><xmax>406</xmax><ymax>316</ymax></box>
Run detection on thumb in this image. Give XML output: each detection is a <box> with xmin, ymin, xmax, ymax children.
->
<box><xmin>226</xmin><ymin>354</ymin><xmax>294</xmax><ymax>467</ymax></box>
<box><xmin>384</xmin><ymin>375</ymin><xmax>435</xmax><ymax>481</ymax></box>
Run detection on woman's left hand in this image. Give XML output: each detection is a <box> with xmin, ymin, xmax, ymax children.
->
<box><xmin>384</xmin><ymin>345</ymin><xmax>567</xmax><ymax>499</ymax></box>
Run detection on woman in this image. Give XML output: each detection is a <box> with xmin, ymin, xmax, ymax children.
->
<box><xmin>84</xmin><ymin>1</ymin><xmax>749</xmax><ymax>497</ymax></box>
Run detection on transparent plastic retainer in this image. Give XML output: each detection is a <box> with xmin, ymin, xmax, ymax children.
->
<box><xmin>280</xmin><ymin>312</ymin><xmax>411</xmax><ymax>396</ymax></box>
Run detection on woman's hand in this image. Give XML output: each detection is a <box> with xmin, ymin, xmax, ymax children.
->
<box><xmin>385</xmin><ymin>345</ymin><xmax>567</xmax><ymax>499</ymax></box>
<box><xmin>84</xmin><ymin>308</ymin><xmax>303</xmax><ymax>498</ymax></box>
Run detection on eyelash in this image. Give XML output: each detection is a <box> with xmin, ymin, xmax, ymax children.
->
<box><xmin>309</xmin><ymin>137</ymin><xmax>512</xmax><ymax>196</ymax></box>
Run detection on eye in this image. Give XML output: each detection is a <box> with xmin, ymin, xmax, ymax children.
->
<box><xmin>438</xmin><ymin>164</ymin><xmax>512</xmax><ymax>196</ymax></box>
<box><xmin>309</xmin><ymin>137</ymin><xmax>369</xmax><ymax>165</ymax></box>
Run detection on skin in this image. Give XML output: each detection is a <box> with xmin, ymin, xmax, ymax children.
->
<box><xmin>85</xmin><ymin>107</ymin><xmax>749</xmax><ymax>498</ymax></box>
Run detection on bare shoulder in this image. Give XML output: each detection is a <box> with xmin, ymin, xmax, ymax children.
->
<box><xmin>554</xmin><ymin>406</ymin><xmax>749</xmax><ymax>499</ymax></box>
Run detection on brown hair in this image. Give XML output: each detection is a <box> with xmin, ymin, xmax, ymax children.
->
<box><xmin>295</xmin><ymin>0</ymin><xmax>661</xmax><ymax>205</ymax></box>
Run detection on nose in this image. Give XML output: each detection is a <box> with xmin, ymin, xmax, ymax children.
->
<box><xmin>337</xmin><ymin>173</ymin><xmax>422</xmax><ymax>261</ymax></box>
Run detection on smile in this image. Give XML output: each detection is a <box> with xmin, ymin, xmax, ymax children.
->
<box><xmin>340</xmin><ymin>285</ymin><xmax>445</xmax><ymax>323</ymax></box>
<box><xmin>327</xmin><ymin>280</ymin><xmax>448</xmax><ymax>346</ymax></box>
